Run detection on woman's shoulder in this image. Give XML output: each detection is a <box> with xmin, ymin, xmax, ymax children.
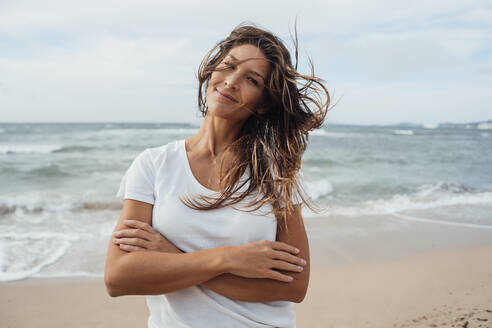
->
<box><xmin>145</xmin><ymin>139</ymin><xmax>181</xmax><ymax>156</ymax></box>
<box><xmin>138</xmin><ymin>139</ymin><xmax>183</xmax><ymax>168</ymax></box>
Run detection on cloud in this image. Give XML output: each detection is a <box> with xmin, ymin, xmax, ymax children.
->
<box><xmin>327</xmin><ymin>81</ymin><xmax>492</xmax><ymax>125</ymax></box>
<box><xmin>0</xmin><ymin>0</ymin><xmax>491</xmax><ymax>123</ymax></box>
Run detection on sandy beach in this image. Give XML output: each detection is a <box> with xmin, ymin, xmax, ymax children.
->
<box><xmin>2</xmin><ymin>214</ymin><xmax>492</xmax><ymax>328</ymax></box>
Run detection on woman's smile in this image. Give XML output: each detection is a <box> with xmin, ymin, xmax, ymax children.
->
<box><xmin>216</xmin><ymin>88</ymin><xmax>239</xmax><ymax>103</ymax></box>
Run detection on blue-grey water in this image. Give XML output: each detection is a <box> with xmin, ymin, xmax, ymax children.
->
<box><xmin>0</xmin><ymin>122</ymin><xmax>491</xmax><ymax>281</ymax></box>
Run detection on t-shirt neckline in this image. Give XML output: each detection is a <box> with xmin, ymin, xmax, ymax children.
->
<box><xmin>180</xmin><ymin>138</ymin><xmax>222</xmax><ymax>194</ymax></box>
<box><xmin>180</xmin><ymin>138</ymin><xmax>249</xmax><ymax>195</ymax></box>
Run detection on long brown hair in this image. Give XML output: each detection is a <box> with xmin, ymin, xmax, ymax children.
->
<box><xmin>180</xmin><ymin>21</ymin><xmax>331</xmax><ymax>231</ymax></box>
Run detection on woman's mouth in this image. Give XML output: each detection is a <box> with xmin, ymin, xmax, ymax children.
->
<box><xmin>216</xmin><ymin>89</ymin><xmax>238</xmax><ymax>103</ymax></box>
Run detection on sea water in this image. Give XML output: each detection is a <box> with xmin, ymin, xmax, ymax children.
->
<box><xmin>0</xmin><ymin>122</ymin><xmax>491</xmax><ymax>281</ymax></box>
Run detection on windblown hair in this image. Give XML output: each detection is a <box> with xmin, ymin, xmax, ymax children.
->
<box><xmin>180</xmin><ymin>21</ymin><xmax>331</xmax><ymax>232</ymax></box>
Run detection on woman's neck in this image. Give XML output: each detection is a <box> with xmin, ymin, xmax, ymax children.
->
<box><xmin>187</xmin><ymin>114</ymin><xmax>244</xmax><ymax>158</ymax></box>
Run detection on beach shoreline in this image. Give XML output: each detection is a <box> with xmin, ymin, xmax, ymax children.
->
<box><xmin>2</xmin><ymin>214</ymin><xmax>492</xmax><ymax>328</ymax></box>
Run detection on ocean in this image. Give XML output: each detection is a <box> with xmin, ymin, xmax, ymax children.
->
<box><xmin>0</xmin><ymin>122</ymin><xmax>491</xmax><ymax>281</ymax></box>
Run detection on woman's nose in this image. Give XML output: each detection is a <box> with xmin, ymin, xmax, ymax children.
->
<box><xmin>224</xmin><ymin>72</ymin><xmax>240</xmax><ymax>89</ymax></box>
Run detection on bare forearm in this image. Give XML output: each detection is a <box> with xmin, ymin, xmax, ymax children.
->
<box><xmin>152</xmin><ymin>241</ymin><xmax>295</xmax><ymax>301</ymax></box>
<box><xmin>105</xmin><ymin>247</ymin><xmax>226</xmax><ymax>297</ymax></box>
<box><xmin>114</xmin><ymin>216</ymin><xmax>308</xmax><ymax>302</ymax></box>
<box><xmin>200</xmin><ymin>215</ymin><xmax>311</xmax><ymax>303</ymax></box>
<box><xmin>154</xmin><ymin>237</ymin><xmax>304</xmax><ymax>302</ymax></box>
<box><xmin>201</xmin><ymin>272</ymin><xmax>303</xmax><ymax>302</ymax></box>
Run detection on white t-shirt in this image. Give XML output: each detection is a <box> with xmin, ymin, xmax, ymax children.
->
<box><xmin>116</xmin><ymin>138</ymin><xmax>303</xmax><ymax>328</ymax></box>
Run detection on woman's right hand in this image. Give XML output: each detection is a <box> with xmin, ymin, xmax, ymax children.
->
<box><xmin>222</xmin><ymin>240</ymin><xmax>306</xmax><ymax>282</ymax></box>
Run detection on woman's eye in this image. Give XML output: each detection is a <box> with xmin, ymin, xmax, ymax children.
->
<box><xmin>248</xmin><ymin>77</ymin><xmax>259</xmax><ymax>86</ymax></box>
<box><xmin>221</xmin><ymin>62</ymin><xmax>259</xmax><ymax>86</ymax></box>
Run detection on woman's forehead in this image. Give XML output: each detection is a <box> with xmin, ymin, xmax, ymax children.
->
<box><xmin>226</xmin><ymin>45</ymin><xmax>270</xmax><ymax>74</ymax></box>
<box><xmin>228</xmin><ymin>44</ymin><xmax>266</xmax><ymax>59</ymax></box>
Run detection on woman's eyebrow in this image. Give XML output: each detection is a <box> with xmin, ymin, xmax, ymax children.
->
<box><xmin>226</xmin><ymin>54</ymin><xmax>265</xmax><ymax>81</ymax></box>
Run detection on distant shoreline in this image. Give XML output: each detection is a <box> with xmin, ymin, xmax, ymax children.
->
<box><xmin>0</xmin><ymin>120</ymin><xmax>491</xmax><ymax>129</ymax></box>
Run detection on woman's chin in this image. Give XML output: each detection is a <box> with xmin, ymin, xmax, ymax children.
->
<box><xmin>209</xmin><ymin>112</ymin><xmax>252</xmax><ymax>124</ymax></box>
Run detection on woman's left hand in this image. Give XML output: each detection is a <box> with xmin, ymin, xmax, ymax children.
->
<box><xmin>112</xmin><ymin>219</ymin><xmax>182</xmax><ymax>254</ymax></box>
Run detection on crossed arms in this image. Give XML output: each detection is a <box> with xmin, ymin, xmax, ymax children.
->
<box><xmin>104</xmin><ymin>199</ymin><xmax>310</xmax><ymax>303</ymax></box>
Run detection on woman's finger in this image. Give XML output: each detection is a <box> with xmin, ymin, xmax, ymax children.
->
<box><xmin>270</xmin><ymin>241</ymin><xmax>299</xmax><ymax>254</ymax></box>
<box><xmin>123</xmin><ymin>219</ymin><xmax>155</xmax><ymax>234</ymax></box>
<box><xmin>266</xmin><ymin>270</ymin><xmax>294</xmax><ymax>283</ymax></box>
<box><xmin>271</xmin><ymin>260</ymin><xmax>304</xmax><ymax>273</ymax></box>
<box><xmin>114</xmin><ymin>237</ymin><xmax>149</xmax><ymax>248</ymax></box>
<box><xmin>119</xmin><ymin>244</ymin><xmax>145</xmax><ymax>252</ymax></box>
<box><xmin>272</xmin><ymin>250</ymin><xmax>306</xmax><ymax>266</ymax></box>
<box><xmin>113</xmin><ymin>228</ymin><xmax>152</xmax><ymax>241</ymax></box>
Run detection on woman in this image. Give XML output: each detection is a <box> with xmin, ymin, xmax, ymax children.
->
<box><xmin>104</xmin><ymin>22</ymin><xmax>330</xmax><ymax>328</ymax></box>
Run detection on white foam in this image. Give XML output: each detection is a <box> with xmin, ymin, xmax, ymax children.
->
<box><xmin>0</xmin><ymin>191</ymin><xmax>121</xmax><ymax>216</ymax></box>
<box><xmin>1</xmin><ymin>192</ymin><xmax>78</xmax><ymax>215</ymax></box>
<box><xmin>0</xmin><ymin>240</ymin><xmax>71</xmax><ymax>281</ymax></box>
<box><xmin>477</xmin><ymin>123</ymin><xmax>492</xmax><ymax>130</ymax></box>
<box><xmin>95</xmin><ymin>128</ymin><xmax>198</xmax><ymax>136</ymax></box>
<box><xmin>0</xmin><ymin>144</ymin><xmax>62</xmax><ymax>154</ymax></box>
<box><xmin>304</xmin><ymin>179</ymin><xmax>333</xmax><ymax>200</ymax></box>
<box><xmin>310</xmin><ymin>130</ymin><xmax>354</xmax><ymax>138</ymax></box>
<box><xmin>0</xmin><ymin>216</ymin><xmax>115</xmax><ymax>281</ymax></box>
<box><xmin>321</xmin><ymin>182</ymin><xmax>492</xmax><ymax>217</ymax></box>
<box><xmin>32</xmin><ymin>271</ymin><xmax>103</xmax><ymax>278</ymax></box>
<box><xmin>423</xmin><ymin>123</ymin><xmax>439</xmax><ymax>129</ymax></box>
<box><xmin>0</xmin><ymin>231</ymin><xmax>94</xmax><ymax>241</ymax></box>
<box><xmin>393</xmin><ymin>129</ymin><xmax>414</xmax><ymax>135</ymax></box>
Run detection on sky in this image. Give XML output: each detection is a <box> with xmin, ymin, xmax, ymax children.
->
<box><xmin>0</xmin><ymin>0</ymin><xmax>491</xmax><ymax>125</ymax></box>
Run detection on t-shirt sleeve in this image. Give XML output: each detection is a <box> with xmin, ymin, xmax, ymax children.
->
<box><xmin>116</xmin><ymin>149</ymin><xmax>155</xmax><ymax>205</ymax></box>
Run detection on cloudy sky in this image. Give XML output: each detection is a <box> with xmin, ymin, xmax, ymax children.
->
<box><xmin>0</xmin><ymin>0</ymin><xmax>491</xmax><ymax>125</ymax></box>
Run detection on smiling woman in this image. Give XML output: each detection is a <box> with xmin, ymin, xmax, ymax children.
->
<box><xmin>204</xmin><ymin>44</ymin><xmax>269</xmax><ymax>125</ymax></box>
<box><xmin>104</xmin><ymin>21</ymin><xmax>330</xmax><ymax>328</ymax></box>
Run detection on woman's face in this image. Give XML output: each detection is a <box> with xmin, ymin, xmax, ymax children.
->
<box><xmin>205</xmin><ymin>44</ymin><xmax>270</xmax><ymax>122</ymax></box>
